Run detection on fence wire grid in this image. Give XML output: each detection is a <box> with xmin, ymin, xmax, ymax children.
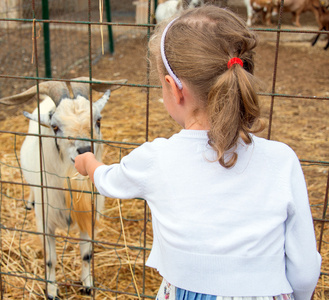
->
<box><xmin>0</xmin><ymin>0</ymin><xmax>329</xmax><ymax>299</ymax></box>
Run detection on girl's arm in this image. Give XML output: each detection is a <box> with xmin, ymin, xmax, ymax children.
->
<box><xmin>285</xmin><ymin>156</ymin><xmax>321</xmax><ymax>300</ymax></box>
<box><xmin>74</xmin><ymin>152</ymin><xmax>104</xmax><ymax>184</ymax></box>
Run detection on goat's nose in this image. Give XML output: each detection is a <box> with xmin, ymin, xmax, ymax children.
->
<box><xmin>77</xmin><ymin>146</ymin><xmax>92</xmax><ymax>155</ymax></box>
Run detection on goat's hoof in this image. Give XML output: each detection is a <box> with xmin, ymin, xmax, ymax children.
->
<box><xmin>25</xmin><ymin>202</ymin><xmax>35</xmax><ymax>210</ymax></box>
<box><xmin>46</xmin><ymin>292</ymin><xmax>60</xmax><ymax>300</ymax></box>
<box><xmin>80</xmin><ymin>287</ymin><xmax>92</xmax><ymax>295</ymax></box>
<box><xmin>47</xmin><ymin>296</ymin><xmax>60</xmax><ymax>300</ymax></box>
<box><xmin>44</xmin><ymin>289</ymin><xmax>60</xmax><ymax>300</ymax></box>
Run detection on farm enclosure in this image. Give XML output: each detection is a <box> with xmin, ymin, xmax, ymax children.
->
<box><xmin>0</xmin><ymin>0</ymin><xmax>329</xmax><ymax>299</ymax></box>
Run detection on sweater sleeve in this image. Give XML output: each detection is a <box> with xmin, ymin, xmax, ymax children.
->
<box><xmin>285</xmin><ymin>155</ymin><xmax>322</xmax><ymax>300</ymax></box>
<box><xmin>93</xmin><ymin>141</ymin><xmax>157</xmax><ymax>199</ymax></box>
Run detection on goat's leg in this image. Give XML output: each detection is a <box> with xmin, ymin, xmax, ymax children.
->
<box><xmin>312</xmin><ymin>27</ymin><xmax>327</xmax><ymax>48</ymax></box>
<box><xmin>312</xmin><ymin>33</ymin><xmax>321</xmax><ymax>46</ymax></box>
<box><xmin>244</xmin><ymin>0</ymin><xmax>253</xmax><ymax>26</ymax></box>
<box><xmin>324</xmin><ymin>31</ymin><xmax>329</xmax><ymax>50</ymax></box>
<box><xmin>36</xmin><ymin>217</ymin><xmax>59</xmax><ymax>299</ymax></box>
<box><xmin>325</xmin><ymin>37</ymin><xmax>329</xmax><ymax>50</ymax></box>
<box><xmin>25</xmin><ymin>189</ymin><xmax>35</xmax><ymax>210</ymax></box>
<box><xmin>80</xmin><ymin>231</ymin><xmax>93</xmax><ymax>295</ymax></box>
<box><xmin>272</xmin><ymin>4</ymin><xmax>278</xmax><ymax>17</ymax></box>
<box><xmin>45</xmin><ymin>235</ymin><xmax>58</xmax><ymax>300</ymax></box>
<box><xmin>294</xmin><ymin>11</ymin><xmax>302</xmax><ymax>27</ymax></box>
<box><xmin>291</xmin><ymin>12</ymin><xmax>298</xmax><ymax>26</ymax></box>
<box><xmin>264</xmin><ymin>8</ymin><xmax>272</xmax><ymax>26</ymax></box>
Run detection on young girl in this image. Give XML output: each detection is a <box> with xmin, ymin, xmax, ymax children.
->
<box><xmin>75</xmin><ymin>6</ymin><xmax>321</xmax><ymax>300</ymax></box>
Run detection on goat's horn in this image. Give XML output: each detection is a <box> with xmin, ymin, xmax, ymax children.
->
<box><xmin>70</xmin><ymin>77</ymin><xmax>127</xmax><ymax>100</ymax></box>
<box><xmin>0</xmin><ymin>81</ymin><xmax>70</xmax><ymax>106</ymax></box>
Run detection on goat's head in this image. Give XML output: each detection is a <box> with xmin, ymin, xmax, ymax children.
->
<box><xmin>0</xmin><ymin>77</ymin><xmax>127</xmax><ymax>164</ymax></box>
<box><xmin>186</xmin><ymin>0</ymin><xmax>204</xmax><ymax>8</ymax></box>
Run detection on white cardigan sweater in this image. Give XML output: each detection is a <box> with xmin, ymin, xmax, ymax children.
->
<box><xmin>94</xmin><ymin>130</ymin><xmax>321</xmax><ymax>300</ymax></box>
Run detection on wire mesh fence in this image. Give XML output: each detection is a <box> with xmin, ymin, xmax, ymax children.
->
<box><xmin>0</xmin><ymin>0</ymin><xmax>329</xmax><ymax>299</ymax></box>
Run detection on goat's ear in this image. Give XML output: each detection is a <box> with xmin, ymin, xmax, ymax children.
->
<box><xmin>23</xmin><ymin>111</ymin><xmax>50</xmax><ymax>127</ymax></box>
<box><xmin>0</xmin><ymin>89</ymin><xmax>47</xmax><ymax>106</ymax></box>
<box><xmin>94</xmin><ymin>90</ymin><xmax>110</xmax><ymax>112</ymax></box>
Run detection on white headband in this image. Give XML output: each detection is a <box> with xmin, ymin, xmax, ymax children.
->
<box><xmin>160</xmin><ymin>17</ymin><xmax>183</xmax><ymax>90</ymax></box>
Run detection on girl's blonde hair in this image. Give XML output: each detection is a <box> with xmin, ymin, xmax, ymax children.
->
<box><xmin>149</xmin><ymin>6</ymin><xmax>264</xmax><ymax>168</ymax></box>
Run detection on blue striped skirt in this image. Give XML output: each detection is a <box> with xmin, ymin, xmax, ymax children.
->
<box><xmin>156</xmin><ymin>279</ymin><xmax>294</xmax><ymax>300</ymax></box>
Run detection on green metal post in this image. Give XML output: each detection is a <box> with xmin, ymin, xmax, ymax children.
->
<box><xmin>42</xmin><ymin>0</ymin><xmax>52</xmax><ymax>78</ymax></box>
<box><xmin>104</xmin><ymin>0</ymin><xmax>114</xmax><ymax>54</ymax></box>
<box><xmin>154</xmin><ymin>0</ymin><xmax>158</xmax><ymax>14</ymax></box>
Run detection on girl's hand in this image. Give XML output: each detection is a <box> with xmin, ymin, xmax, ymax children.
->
<box><xmin>75</xmin><ymin>152</ymin><xmax>104</xmax><ymax>185</ymax></box>
<box><xmin>75</xmin><ymin>152</ymin><xmax>96</xmax><ymax>176</ymax></box>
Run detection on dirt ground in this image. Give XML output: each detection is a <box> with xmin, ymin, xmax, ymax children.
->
<box><xmin>0</xmin><ymin>2</ymin><xmax>329</xmax><ymax>299</ymax></box>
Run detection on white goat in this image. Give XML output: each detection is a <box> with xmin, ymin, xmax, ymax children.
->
<box><xmin>155</xmin><ymin>0</ymin><xmax>204</xmax><ymax>23</ymax></box>
<box><xmin>0</xmin><ymin>77</ymin><xmax>126</xmax><ymax>299</ymax></box>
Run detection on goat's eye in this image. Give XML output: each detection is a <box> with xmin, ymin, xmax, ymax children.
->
<box><xmin>52</xmin><ymin>125</ymin><xmax>59</xmax><ymax>133</ymax></box>
<box><xmin>96</xmin><ymin>118</ymin><xmax>101</xmax><ymax>128</ymax></box>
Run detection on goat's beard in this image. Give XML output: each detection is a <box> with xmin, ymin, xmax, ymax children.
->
<box><xmin>64</xmin><ymin>166</ymin><xmax>99</xmax><ymax>238</ymax></box>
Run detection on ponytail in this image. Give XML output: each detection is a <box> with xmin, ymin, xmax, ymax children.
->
<box><xmin>207</xmin><ymin>61</ymin><xmax>264</xmax><ymax>168</ymax></box>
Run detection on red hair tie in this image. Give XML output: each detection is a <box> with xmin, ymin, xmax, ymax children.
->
<box><xmin>227</xmin><ymin>57</ymin><xmax>243</xmax><ymax>69</ymax></box>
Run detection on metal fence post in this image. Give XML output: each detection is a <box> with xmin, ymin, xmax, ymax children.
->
<box><xmin>105</xmin><ymin>0</ymin><xmax>114</xmax><ymax>54</ymax></box>
<box><xmin>42</xmin><ymin>0</ymin><xmax>52</xmax><ymax>78</ymax></box>
<box><xmin>154</xmin><ymin>0</ymin><xmax>158</xmax><ymax>15</ymax></box>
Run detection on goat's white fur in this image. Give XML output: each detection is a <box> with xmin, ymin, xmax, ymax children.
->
<box><xmin>0</xmin><ymin>78</ymin><xmax>126</xmax><ymax>299</ymax></box>
<box><xmin>155</xmin><ymin>0</ymin><xmax>204</xmax><ymax>23</ymax></box>
<box><xmin>22</xmin><ymin>93</ymin><xmax>109</xmax><ymax>298</ymax></box>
